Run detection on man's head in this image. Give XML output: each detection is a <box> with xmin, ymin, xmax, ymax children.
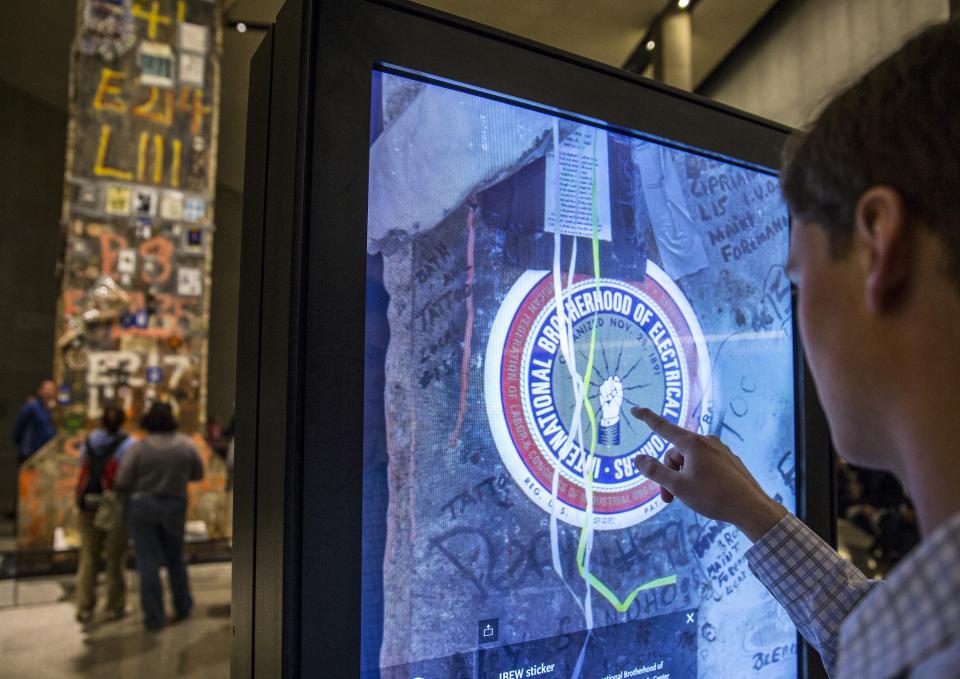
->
<box><xmin>102</xmin><ymin>404</ymin><xmax>126</xmax><ymax>434</ymax></box>
<box><xmin>140</xmin><ymin>401</ymin><xmax>178</xmax><ymax>433</ymax></box>
<box><xmin>782</xmin><ymin>20</ymin><xmax>960</xmax><ymax>474</ymax></box>
<box><xmin>37</xmin><ymin>380</ymin><xmax>57</xmax><ymax>408</ymax></box>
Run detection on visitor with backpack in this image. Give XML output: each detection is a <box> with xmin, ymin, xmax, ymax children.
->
<box><xmin>75</xmin><ymin>404</ymin><xmax>134</xmax><ymax>624</ymax></box>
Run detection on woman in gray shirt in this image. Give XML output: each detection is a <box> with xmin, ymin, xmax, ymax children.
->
<box><xmin>114</xmin><ymin>402</ymin><xmax>204</xmax><ymax>630</ymax></box>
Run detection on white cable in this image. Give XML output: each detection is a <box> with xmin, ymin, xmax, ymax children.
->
<box><xmin>547</xmin><ymin>122</ymin><xmax>598</xmax><ymax>677</ymax></box>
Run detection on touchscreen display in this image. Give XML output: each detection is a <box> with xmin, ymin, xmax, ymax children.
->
<box><xmin>362</xmin><ymin>68</ymin><xmax>798</xmax><ymax>679</ymax></box>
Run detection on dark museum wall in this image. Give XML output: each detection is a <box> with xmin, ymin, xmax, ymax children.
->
<box><xmin>0</xmin><ymin>81</ymin><xmax>64</xmax><ymax>516</ymax></box>
<box><xmin>0</xmin><ymin>77</ymin><xmax>244</xmax><ymax>516</ymax></box>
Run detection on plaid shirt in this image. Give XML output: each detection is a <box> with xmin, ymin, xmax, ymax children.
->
<box><xmin>746</xmin><ymin>511</ymin><xmax>960</xmax><ymax>679</ymax></box>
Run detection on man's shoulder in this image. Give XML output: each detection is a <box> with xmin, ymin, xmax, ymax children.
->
<box><xmin>19</xmin><ymin>398</ymin><xmax>41</xmax><ymax>415</ymax></box>
<box><xmin>170</xmin><ymin>432</ymin><xmax>199</xmax><ymax>457</ymax></box>
<box><xmin>173</xmin><ymin>432</ymin><xmax>196</xmax><ymax>446</ymax></box>
<box><xmin>838</xmin><ymin>511</ymin><xmax>960</xmax><ymax>678</ymax></box>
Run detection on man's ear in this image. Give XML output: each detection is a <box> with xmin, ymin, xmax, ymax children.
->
<box><xmin>855</xmin><ymin>185</ymin><xmax>910</xmax><ymax>313</ymax></box>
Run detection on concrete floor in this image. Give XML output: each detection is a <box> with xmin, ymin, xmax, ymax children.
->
<box><xmin>0</xmin><ymin>562</ymin><xmax>230</xmax><ymax>679</ymax></box>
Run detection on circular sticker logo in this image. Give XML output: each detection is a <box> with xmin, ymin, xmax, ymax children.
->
<box><xmin>484</xmin><ymin>263</ymin><xmax>710</xmax><ymax>530</ymax></box>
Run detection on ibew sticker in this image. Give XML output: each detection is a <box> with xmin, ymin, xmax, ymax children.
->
<box><xmin>484</xmin><ymin>263</ymin><xmax>710</xmax><ymax>529</ymax></box>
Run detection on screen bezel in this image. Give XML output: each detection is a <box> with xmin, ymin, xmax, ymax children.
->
<box><xmin>240</xmin><ymin>1</ymin><xmax>834</xmax><ymax>677</ymax></box>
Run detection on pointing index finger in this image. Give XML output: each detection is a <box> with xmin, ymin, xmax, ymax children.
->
<box><xmin>630</xmin><ymin>407</ymin><xmax>697</xmax><ymax>448</ymax></box>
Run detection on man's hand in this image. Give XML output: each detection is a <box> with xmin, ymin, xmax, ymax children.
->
<box><xmin>631</xmin><ymin>407</ymin><xmax>787</xmax><ymax>542</ymax></box>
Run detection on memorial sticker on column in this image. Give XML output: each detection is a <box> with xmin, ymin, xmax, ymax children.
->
<box><xmin>138</xmin><ymin>41</ymin><xmax>174</xmax><ymax>89</ymax></box>
<box><xmin>177</xmin><ymin>267</ymin><xmax>202</xmax><ymax>296</ymax></box>
<box><xmin>80</xmin><ymin>0</ymin><xmax>135</xmax><ymax>60</ymax></box>
<box><xmin>133</xmin><ymin>187</ymin><xmax>158</xmax><ymax>217</ymax></box>
<box><xmin>182</xmin><ymin>227</ymin><xmax>205</xmax><ymax>255</ymax></box>
<box><xmin>145</xmin><ymin>365</ymin><xmax>164</xmax><ymax>385</ymax></box>
<box><xmin>183</xmin><ymin>196</ymin><xmax>205</xmax><ymax>222</ymax></box>
<box><xmin>76</xmin><ymin>182</ymin><xmax>101</xmax><ymax>209</ymax></box>
<box><xmin>179</xmin><ymin>53</ymin><xmax>204</xmax><ymax>88</ymax></box>
<box><xmin>134</xmin><ymin>219</ymin><xmax>152</xmax><ymax>240</ymax></box>
<box><xmin>544</xmin><ymin>126</ymin><xmax>612</xmax><ymax>241</ymax></box>
<box><xmin>178</xmin><ymin>23</ymin><xmax>209</xmax><ymax>53</ymax></box>
<box><xmin>105</xmin><ymin>185</ymin><xmax>132</xmax><ymax>215</ymax></box>
<box><xmin>117</xmin><ymin>248</ymin><xmax>137</xmax><ymax>275</ymax></box>
<box><xmin>160</xmin><ymin>191</ymin><xmax>184</xmax><ymax>220</ymax></box>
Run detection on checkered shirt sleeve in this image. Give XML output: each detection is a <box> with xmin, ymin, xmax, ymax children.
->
<box><xmin>745</xmin><ymin>513</ymin><xmax>879</xmax><ymax>677</ymax></box>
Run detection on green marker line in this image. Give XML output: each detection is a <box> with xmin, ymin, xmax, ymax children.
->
<box><xmin>573</xmin><ymin>131</ymin><xmax>675</xmax><ymax>613</ymax></box>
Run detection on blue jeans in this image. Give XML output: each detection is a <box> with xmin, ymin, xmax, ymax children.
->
<box><xmin>127</xmin><ymin>495</ymin><xmax>193</xmax><ymax>628</ymax></box>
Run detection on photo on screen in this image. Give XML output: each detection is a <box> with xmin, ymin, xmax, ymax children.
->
<box><xmin>361</xmin><ymin>67</ymin><xmax>798</xmax><ymax>679</ymax></box>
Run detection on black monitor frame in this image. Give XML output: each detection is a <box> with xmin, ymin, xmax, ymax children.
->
<box><xmin>234</xmin><ymin>1</ymin><xmax>834</xmax><ymax>677</ymax></box>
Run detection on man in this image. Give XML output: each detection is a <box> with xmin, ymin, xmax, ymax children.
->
<box><xmin>11</xmin><ymin>379</ymin><xmax>57</xmax><ymax>464</ymax></box>
<box><xmin>632</xmin><ymin>19</ymin><xmax>960</xmax><ymax>679</ymax></box>
<box><xmin>114</xmin><ymin>402</ymin><xmax>204</xmax><ymax>630</ymax></box>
